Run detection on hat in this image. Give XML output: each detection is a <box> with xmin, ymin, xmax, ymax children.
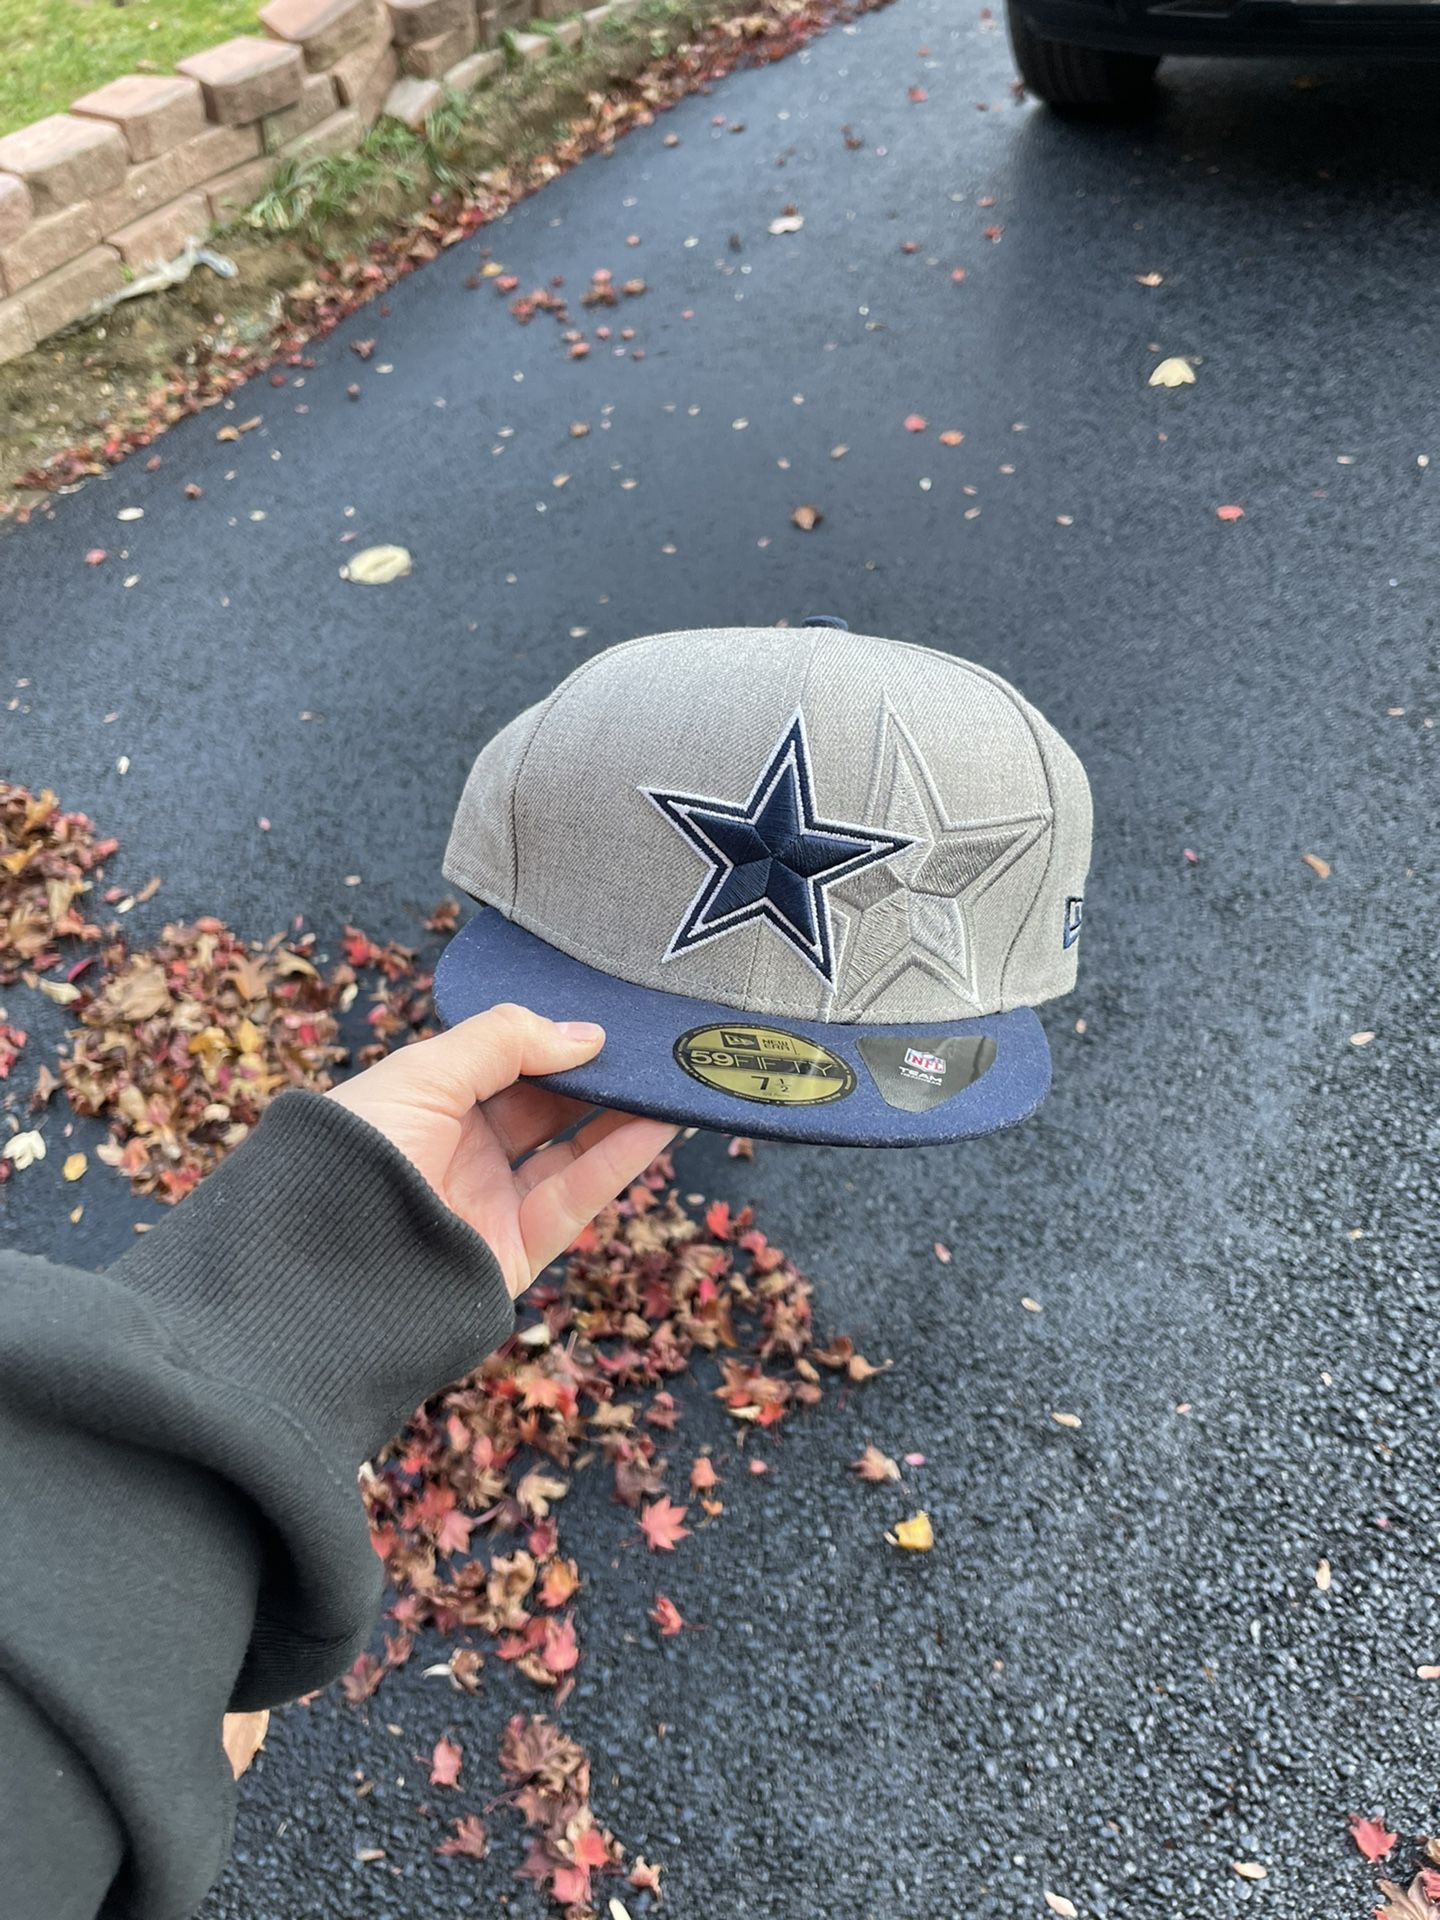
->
<box><xmin>435</xmin><ymin>625</ymin><xmax>1091</xmax><ymax>1147</ymax></box>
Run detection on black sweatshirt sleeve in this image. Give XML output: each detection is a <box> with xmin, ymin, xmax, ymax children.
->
<box><xmin>0</xmin><ymin>1090</ymin><xmax>515</xmax><ymax>1920</ymax></box>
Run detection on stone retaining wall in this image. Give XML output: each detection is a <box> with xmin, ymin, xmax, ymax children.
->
<box><xmin>0</xmin><ymin>0</ymin><xmax>638</xmax><ymax>367</ymax></box>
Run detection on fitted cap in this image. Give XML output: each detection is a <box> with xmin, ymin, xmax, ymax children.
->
<box><xmin>435</xmin><ymin>626</ymin><xmax>1091</xmax><ymax>1146</ymax></box>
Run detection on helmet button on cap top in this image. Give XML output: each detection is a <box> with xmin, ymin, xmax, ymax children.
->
<box><xmin>799</xmin><ymin>613</ymin><xmax>849</xmax><ymax>629</ymax></box>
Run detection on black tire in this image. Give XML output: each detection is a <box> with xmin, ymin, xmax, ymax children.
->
<box><xmin>1007</xmin><ymin>2</ymin><xmax>1159</xmax><ymax>110</ymax></box>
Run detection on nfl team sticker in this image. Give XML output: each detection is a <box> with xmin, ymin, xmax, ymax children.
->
<box><xmin>856</xmin><ymin>1033</ymin><xmax>998</xmax><ymax>1114</ymax></box>
<box><xmin>673</xmin><ymin>1024</ymin><xmax>856</xmax><ymax>1107</ymax></box>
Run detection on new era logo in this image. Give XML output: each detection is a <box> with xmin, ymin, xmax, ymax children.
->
<box><xmin>1063</xmin><ymin>896</ymin><xmax>1084</xmax><ymax>950</ymax></box>
<box><xmin>904</xmin><ymin>1047</ymin><xmax>946</xmax><ymax>1076</ymax></box>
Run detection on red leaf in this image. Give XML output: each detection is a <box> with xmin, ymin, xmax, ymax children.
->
<box><xmin>541</xmin><ymin>1614</ymin><xmax>579</xmax><ymax>1674</ymax></box>
<box><xmin>1350</xmin><ymin>1815</ymin><xmax>1398</xmax><ymax>1861</ymax></box>
<box><xmin>903</xmin><ymin>413</ymin><xmax>928</xmax><ymax>433</ymax></box>
<box><xmin>435</xmin><ymin>1508</ymin><xmax>474</xmax><ymax>1556</ymax></box>
<box><xmin>573</xmin><ymin>1823</ymin><xmax>610</xmax><ymax>1870</ymax></box>
<box><xmin>650</xmin><ymin>1594</ymin><xmax>685</xmax><ymax>1635</ymax></box>
<box><xmin>430</xmin><ymin>1735</ymin><xmax>463</xmax><ymax>1788</ymax></box>
<box><xmin>705</xmin><ymin>1198</ymin><xmax>732</xmax><ymax>1239</ymax></box>
<box><xmin>639</xmin><ymin>1496</ymin><xmax>692</xmax><ymax>1552</ymax></box>
<box><xmin>436</xmin><ymin>1814</ymin><xmax>488</xmax><ymax>1858</ymax></box>
<box><xmin>85</xmin><ymin>549</ymin><xmax>107</xmax><ymax>566</ymax></box>
<box><xmin>690</xmin><ymin>1455</ymin><xmax>719</xmax><ymax>1491</ymax></box>
<box><xmin>1215</xmin><ymin>503</ymin><xmax>1245</xmax><ymax>522</ymax></box>
<box><xmin>907</xmin><ymin>85</ymin><xmax>928</xmax><ymax>101</ymax></box>
<box><xmin>983</xmin><ymin>225</ymin><xmax>1004</xmax><ymax>242</ymax></box>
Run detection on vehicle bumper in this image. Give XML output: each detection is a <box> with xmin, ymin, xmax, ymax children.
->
<box><xmin>1013</xmin><ymin>0</ymin><xmax>1440</xmax><ymax>59</ymax></box>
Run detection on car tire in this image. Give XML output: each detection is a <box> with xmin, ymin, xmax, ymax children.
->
<box><xmin>1006</xmin><ymin>3</ymin><xmax>1159</xmax><ymax>110</ymax></box>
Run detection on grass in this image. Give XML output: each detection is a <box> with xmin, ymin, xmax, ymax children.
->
<box><xmin>0</xmin><ymin>0</ymin><xmax>260</xmax><ymax>138</ymax></box>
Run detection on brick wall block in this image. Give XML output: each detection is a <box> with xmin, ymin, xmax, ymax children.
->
<box><xmin>23</xmin><ymin>246</ymin><xmax>124</xmax><ymax>341</ymax></box>
<box><xmin>0</xmin><ymin>200</ymin><xmax>102</xmax><ymax>293</ymax></box>
<box><xmin>510</xmin><ymin>30</ymin><xmax>551</xmax><ymax>61</ymax></box>
<box><xmin>0</xmin><ymin>290</ymin><xmax>38</xmax><ymax>364</ymax></box>
<box><xmin>0</xmin><ymin>174</ymin><xmax>32</xmax><ymax>249</ymax></box>
<box><xmin>261</xmin><ymin>71</ymin><xmax>340</xmax><ymax>151</ymax></box>
<box><xmin>383</xmin><ymin>76</ymin><xmax>442</xmax><ymax>128</ymax></box>
<box><xmin>205</xmin><ymin>156</ymin><xmax>281</xmax><ymax>223</ymax></box>
<box><xmin>280</xmin><ymin>107</ymin><xmax>365</xmax><ymax>160</ymax></box>
<box><xmin>71</xmin><ymin>75</ymin><xmax>206</xmax><ymax>163</ymax></box>
<box><xmin>387</xmin><ymin>0</ymin><xmax>472</xmax><ymax>47</ymax></box>
<box><xmin>259</xmin><ymin>0</ymin><xmax>388</xmax><ymax>72</ymax></box>
<box><xmin>331</xmin><ymin>25</ymin><xmax>394</xmax><ymax>105</ymax></box>
<box><xmin>0</xmin><ymin>115</ymin><xmax>128</xmax><ymax>216</ymax></box>
<box><xmin>108</xmin><ymin>191</ymin><xmax>211</xmax><ymax>267</ymax></box>
<box><xmin>178</xmin><ymin>38</ymin><xmax>305</xmax><ymax>125</ymax></box>
<box><xmin>445</xmin><ymin>46</ymin><xmax>503</xmax><ymax>89</ymax></box>
<box><xmin>401</xmin><ymin>22</ymin><xmax>475</xmax><ymax>77</ymax></box>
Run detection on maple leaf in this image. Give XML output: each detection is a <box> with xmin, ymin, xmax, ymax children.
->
<box><xmin>430</xmin><ymin>1736</ymin><xmax>463</xmax><ymax>1788</ymax></box>
<box><xmin>887</xmin><ymin>1510</ymin><xmax>934</xmax><ymax>1551</ymax></box>
<box><xmin>435</xmin><ymin>1508</ymin><xmax>475</xmax><ymax>1556</ymax></box>
<box><xmin>541</xmin><ymin>1614</ymin><xmax>580</xmax><ymax>1674</ymax></box>
<box><xmin>639</xmin><ymin>1497</ymin><xmax>691</xmax><ymax>1552</ymax></box>
<box><xmin>904</xmin><ymin>413</ymin><xmax>928</xmax><ymax>432</ymax></box>
<box><xmin>690</xmin><ymin>1455</ymin><xmax>719</xmax><ymax>1491</ymax></box>
<box><xmin>572</xmin><ymin>1823</ymin><xmax>611</xmax><ymax>1870</ymax></box>
<box><xmin>539</xmin><ymin>1558</ymin><xmax>581</xmax><ymax>1608</ymax></box>
<box><xmin>650</xmin><ymin>1594</ymin><xmax>685</xmax><ymax>1635</ymax></box>
<box><xmin>436</xmin><ymin>1814</ymin><xmax>489</xmax><ymax>1859</ymax></box>
<box><xmin>1377</xmin><ymin>1877</ymin><xmax>1440</xmax><ymax>1920</ymax></box>
<box><xmin>1352</xmin><ymin>1815</ymin><xmax>1399</xmax><ymax>1862</ymax></box>
<box><xmin>630</xmin><ymin>1857</ymin><xmax>664</xmax><ymax>1894</ymax></box>
<box><xmin>853</xmin><ymin>1444</ymin><xmax>901</xmax><ymax>1483</ymax></box>
<box><xmin>705</xmin><ymin>1198</ymin><xmax>733</xmax><ymax>1239</ymax></box>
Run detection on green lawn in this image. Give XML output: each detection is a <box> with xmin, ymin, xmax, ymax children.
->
<box><xmin>0</xmin><ymin>0</ymin><xmax>262</xmax><ymax>138</ymax></box>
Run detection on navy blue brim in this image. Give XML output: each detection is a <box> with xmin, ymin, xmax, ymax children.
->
<box><xmin>434</xmin><ymin>911</ymin><xmax>1051</xmax><ymax>1148</ymax></box>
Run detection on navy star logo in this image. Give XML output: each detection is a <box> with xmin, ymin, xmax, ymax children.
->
<box><xmin>642</xmin><ymin>714</ymin><xmax>913</xmax><ymax>984</ymax></box>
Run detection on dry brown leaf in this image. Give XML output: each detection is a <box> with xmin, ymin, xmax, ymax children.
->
<box><xmin>1376</xmin><ymin>1876</ymin><xmax>1438</xmax><ymax>1920</ymax></box>
<box><xmin>1135</xmin><ymin>272</ymin><xmax>1164</xmax><ymax>286</ymax></box>
<box><xmin>1044</xmin><ymin>1894</ymin><xmax>1078</xmax><ymax>1919</ymax></box>
<box><xmin>768</xmin><ymin>213</ymin><xmax>804</xmax><ymax>234</ymax></box>
<box><xmin>62</xmin><ymin>1152</ymin><xmax>86</xmax><ymax>1182</ymax></box>
<box><xmin>1232</xmin><ymin>1861</ymin><xmax>1267</xmax><ymax>1881</ymax></box>
<box><xmin>852</xmin><ymin>1444</ymin><xmax>901</xmax><ymax>1483</ymax></box>
<box><xmin>790</xmin><ymin>504</ymin><xmax>822</xmax><ymax>531</ymax></box>
<box><xmin>1051</xmin><ymin>1410</ymin><xmax>1082</xmax><ymax>1430</ymax></box>
<box><xmin>1301</xmin><ymin>852</ymin><xmax>1331</xmax><ymax>879</ymax></box>
<box><xmin>1350</xmin><ymin>1031</ymin><xmax>1376</xmax><ymax>1047</ymax></box>
<box><xmin>1149</xmin><ymin>357</ymin><xmax>1195</xmax><ymax>388</ymax></box>
<box><xmin>1315</xmin><ymin>1558</ymin><xmax>1332</xmax><ymax>1591</ymax></box>
<box><xmin>340</xmin><ymin>545</ymin><xmax>413</xmax><ymax>585</ymax></box>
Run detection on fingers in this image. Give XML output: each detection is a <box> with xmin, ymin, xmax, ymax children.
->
<box><xmin>484</xmin><ymin>1082</ymin><xmax>597</xmax><ymax>1163</ymax></box>
<box><xmin>517</xmin><ymin>1113</ymin><xmax>678</xmax><ymax>1280</ymax></box>
<box><xmin>364</xmin><ymin>1006</ymin><xmax>606</xmax><ymax>1116</ymax></box>
<box><xmin>511</xmin><ymin>1104</ymin><xmax>641</xmax><ymax>1196</ymax></box>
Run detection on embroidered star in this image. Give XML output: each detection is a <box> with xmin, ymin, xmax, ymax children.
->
<box><xmin>643</xmin><ymin>714</ymin><xmax>912</xmax><ymax>984</ymax></box>
<box><xmin>830</xmin><ymin>709</ymin><xmax>1049</xmax><ymax>1017</ymax></box>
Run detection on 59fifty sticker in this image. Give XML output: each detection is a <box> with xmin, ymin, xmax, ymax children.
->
<box><xmin>673</xmin><ymin>1024</ymin><xmax>856</xmax><ymax>1108</ymax></box>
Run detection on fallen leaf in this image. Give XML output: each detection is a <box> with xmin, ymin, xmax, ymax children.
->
<box><xmin>1051</xmin><ymin>1410</ymin><xmax>1082</xmax><ymax>1430</ymax></box>
<box><xmin>904</xmin><ymin>413</ymin><xmax>928</xmax><ymax>433</ymax></box>
<box><xmin>887</xmin><ymin>1510</ymin><xmax>934</xmax><ymax>1551</ymax></box>
<box><xmin>933</xmin><ymin>1241</ymin><xmax>951</xmax><ymax>1263</ymax></box>
<box><xmin>430</xmin><ymin>1735</ymin><xmax>463</xmax><ymax>1787</ymax></box>
<box><xmin>610</xmin><ymin>1900</ymin><xmax>634</xmax><ymax>1920</ymax></box>
<box><xmin>38</xmin><ymin>979</ymin><xmax>81</xmax><ymax>1005</ymax></box>
<box><xmin>938</xmin><ymin>429</ymin><xmax>964</xmax><ymax>446</ymax></box>
<box><xmin>1350</xmin><ymin>1031</ymin><xmax>1376</xmax><ymax>1048</ymax></box>
<box><xmin>1021</xmin><ymin>1297</ymin><xmax>1042</xmax><ymax>1313</ymax></box>
<box><xmin>62</xmin><ymin>1152</ymin><xmax>86</xmax><ymax>1182</ymax></box>
<box><xmin>639</xmin><ymin>1496</ymin><xmax>691</xmax><ymax>1552</ymax></box>
<box><xmin>649</xmin><ymin>1594</ymin><xmax>685</xmax><ymax>1635</ymax></box>
<box><xmin>1044</xmin><ymin>1894</ymin><xmax>1078</xmax><ymax>1918</ymax></box>
<box><xmin>85</xmin><ymin>549</ymin><xmax>107</xmax><ymax>566</ymax></box>
<box><xmin>356</xmin><ymin>1847</ymin><xmax>386</xmax><ymax>1863</ymax></box>
<box><xmin>768</xmin><ymin>213</ymin><xmax>804</xmax><ymax>234</ymax></box>
<box><xmin>1215</xmin><ymin>504</ymin><xmax>1245</xmax><ymax>522</ymax></box>
<box><xmin>630</xmin><ymin>1857</ymin><xmax>663</xmax><ymax>1894</ymax></box>
<box><xmin>1315</xmin><ymin>1558</ymin><xmax>1332</xmax><ymax>1591</ymax></box>
<box><xmin>1232</xmin><ymin>1861</ymin><xmax>1267</xmax><ymax>1881</ymax></box>
<box><xmin>907</xmin><ymin>85</ymin><xmax>928</xmax><ymax>101</ymax></box>
<box><xmin>2</xmin><ymin>1130</ymin><xmax>45</xmax><ymax>1169</ymax></box>
<box><xmin>340</xmin><ymin>545</ymin><xmax>413</xmax><ymax>585</ymax></box>
<box><xmin>117</xmin><ymin>507</ymin><xmax>143</xmax><ymax>522</ymax></box>
<box><xmin>436</xmin><ymin>1815</ymin><xmax>488</xmax><ymax>1858</ymax></box>
<box><xmin>1416</xmin><ymin>1665</ymin><xmax>1440</xmax><ymax>1680</ymax></box>
<box><xmin>790</xmin><ymin>504</ymin><xmax>822</xmax><ymax>531</ymax></box>
<box><xmin>690</xmin><ymin>1456</ymin><xmax>719</xmax><ymax>1491</ymax></box>
<box><xmin>852</xmin><ymin>1444</ymin><xmax>901</xmax><ymax>1483</ymax></box>
<box><xmin>1376</xmin><ymin>1874</ymin><xmax>1440</xmax><ymax>1920</ymax></box>
<box><xmin>1351</xmin><ymin>1814</ymin><xmax>1399</xmax><ymax>1862</ymax></box>
<box><xmin>1136</xmin><ymin>272</ymin><xmax>1164</xmax><ymax>286</ymax></box>
<box><xmin>1149</xmin><ymin>357</ymin><xmax>1195</xmax><ymax>387</ymax></box>
<box><xmin>1301</xmin><ymin>853</ymin><xmax>1331</xmax><ymax>878</ymax></box>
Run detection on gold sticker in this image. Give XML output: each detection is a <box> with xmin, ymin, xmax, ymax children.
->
<box><xmin>673</xmin><ymin>1024</ymin><xmax>856</xmax><ymax>1108</ymax></box>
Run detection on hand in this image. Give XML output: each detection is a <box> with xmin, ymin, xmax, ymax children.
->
<box><xmin>326</xmin><ymin>1005</ymin><xmax>676</xmax><ymax>1299</ymax></box>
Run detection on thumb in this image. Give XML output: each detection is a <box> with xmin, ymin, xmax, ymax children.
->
<box><xmin>399</xmin><ymin>1004</ymin><xmax>605</xmax><ymax>1113</ymax></box>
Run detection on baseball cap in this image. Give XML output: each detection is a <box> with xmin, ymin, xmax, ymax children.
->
<box><xmin>434</xmin><ymin>624</ymin><xmax>1091</xmax><ymax>1147</ymax></box>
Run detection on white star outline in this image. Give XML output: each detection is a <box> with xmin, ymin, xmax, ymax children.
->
<box><xmin>828</xmin><ymin>706</ymin><xmax>1052</xmax><ymax>1018</ymax></box>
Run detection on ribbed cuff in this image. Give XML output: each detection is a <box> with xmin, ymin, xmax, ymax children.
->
<box><xmin>110</xmin><ymin>1090</ymin><xmax>514</xmax><ymax>1469</ymax></box>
